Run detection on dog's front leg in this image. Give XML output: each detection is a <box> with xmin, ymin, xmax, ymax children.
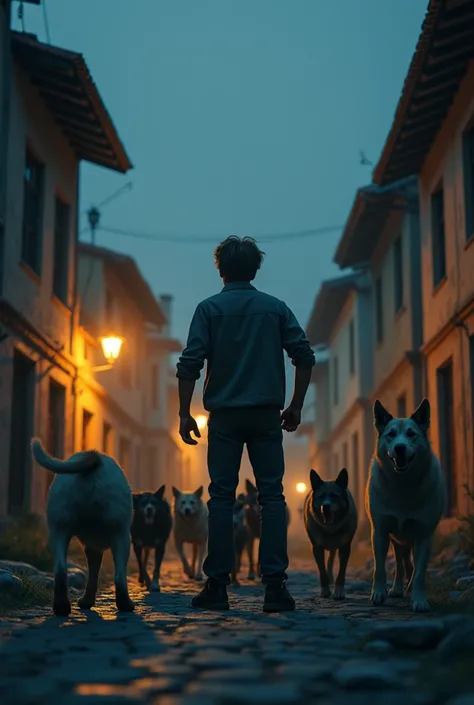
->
<box><xmin>191</xmin><ymin>543</ymin><xmax>198</xmax><ymax>579</ymax></box>
<box><xmin>313</xmin><ymin>545</ymin><xmax>331</xmax><ymax>598</ymax></box>
<box><xmin>327</xmin><ymin>550</ymin><xmax>336</xmax><ymax>585</ymax></box>
<box><xmin>111</xmin><ymin>530</ymin><xmax>134</xmax><ymax>612</ymax></box>
<box><xmin>133</xmin><ymin>544</ymin><xmax>149</xmax><ymax>587</ymax></box>
<box><xmin>150</xmin><ymin>542</ymin><xmax>165</xmax><ymax>592</ymax></box>
<box><xmin>388</xmin><ymin>541</ymin><xmax>405</xmax><ymax>598</ymax></box>
<box><xmin>175</xmin><ymin>540</ymin><xmax>193</xmax><ymax>578</ymax></box>
<box><xmin>333</xmin><ymin>544</ymin><xmax>351</xmax><ymax>600</ymax></box>
<box><xmin>50</xmin><ymin>528</ymin><xmax>71</xmax><ymax>616</ymax></box>
<box><xmin>247</xmin><ymin>537</ymin><xmax>256</xmax><ymax>580</ymax></box>
<box><xmin>195</xmin><ymin>541</ymin><xmax>206</xmax><ymax>581</ymax></box>
<box><xmin>371</xmin><ymin>525</ymin><xmax>389</xmax><ymax>606</ymax></box>
<box><xmin>78</xmin><ymin>547</ymin><xmax>103</xmax><ymax>609</ymax></box>
<box><xmin>410</xmin><ymin>535</ymin><xmax>432</xmax><ymax>613</ymax></box>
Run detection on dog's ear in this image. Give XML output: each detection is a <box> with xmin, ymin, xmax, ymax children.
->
<box><xmin>374</xmin><ymin>399</ymin><xmax>393</xmax><ymax>432</ymax></box>
<box><xmin>194</xmin><ymin>486</ymin><xmax>204</xmax><ymax>499</ymax></box>
<box><xmin>245</xmin><ymin>479</ymin><xmax>257</xmax><ymax>494</ymax></box>
<box><xmin>335</xmin><ymin>468</ymin><xmax>349</xmax><ymax>490</ymax></box>
<box><xmin>411</xmin><ymin>398</ymin><xmax>430</xmax><ymax>434</ymax></box>
<box><xmin>155</xmin><ymin>485</ymin><xmax>166</xmax><ymax>500</ymax></box>
<box><xmin>132</xmin><ymin>493</ymin><xmax>140</xmax><ymax>507</ymax></box>
<box><xmin>310</xmin><ymin>469</ymin><xmax>323</xmax><ymax>492</ymax></box>
<box><xmin>172</xmin><ymin>486</ymin><xmax>181</xmax><ymax>499</ymax></box>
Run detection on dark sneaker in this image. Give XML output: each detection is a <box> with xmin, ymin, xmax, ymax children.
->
<box><xmin>191</xmin><ymin>579</ymin><xmax>230</xmax><ymax>610</ymax></box>
<box><xmin>263</xmin><ymin>582</ymin><xmax>296</xmax><ymax>612</ymax></box>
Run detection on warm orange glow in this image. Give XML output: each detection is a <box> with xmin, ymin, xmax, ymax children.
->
<box><xmin>99</xmin><ymin>335</ymin><xmax>124</xmax><ymax>364</ymax></box>
<box><xmin>296</xmin><ymin>482</ymin><xmax>307</xmax><ymax>494</ymax></box>
<box><xmin>196</xmin><ymin>414</ymin><xmax>208</xmax><ymax>430</ymax></box>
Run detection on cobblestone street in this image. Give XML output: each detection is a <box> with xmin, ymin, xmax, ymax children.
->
<box><xmin>1</xmin><ymin>558</ymin><xmax>473</xmax><ymax>705</ymax></box>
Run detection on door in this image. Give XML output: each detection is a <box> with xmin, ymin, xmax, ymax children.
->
<box><xmin>8</xmin><ymin>350</ymin><xmax>35</xmax><ymax>514</ymax></box>
<box><xmin>437</xmin><ymin>360</ymin><xmax>456</xmax><ymax>515</ymax></box>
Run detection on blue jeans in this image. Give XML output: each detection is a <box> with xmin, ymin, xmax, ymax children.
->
<box><xmin>203</xmin><ymin>406</ymin><xmax>289</xmax><ymax>586</ymax></box>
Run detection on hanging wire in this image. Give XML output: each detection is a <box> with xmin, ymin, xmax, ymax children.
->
<box><xmin>92</xmin><ymin>223</ymin><xmax>343</xmax><ymax>245</ymax></box>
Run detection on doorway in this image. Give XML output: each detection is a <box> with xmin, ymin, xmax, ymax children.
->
<box><xmin>8</xmin><ymin>350</ymin><xmax>35</xmax><ymax>514</ymax></box>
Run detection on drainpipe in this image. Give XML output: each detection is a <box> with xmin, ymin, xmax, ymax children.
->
<box><xmin>70</xmin><ymin>168</ymin><xmax>81</xmax><ymax>453</ymax></box>
<box><xmin>0</xmin><ymin>0</ymin><xmax>12</xmax><ymax>297</ymax></box>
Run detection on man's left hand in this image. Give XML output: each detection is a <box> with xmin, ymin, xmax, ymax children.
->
<box><xmin>280</xmin><ymin>405</ymin><xmax>301</xmax><ymax>432</ymax></box>
<box><xmin>179</xmin><ymin>415</ymin><xmax>201</xmax><ymax>445</ymax></box>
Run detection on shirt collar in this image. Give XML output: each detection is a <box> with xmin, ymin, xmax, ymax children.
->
<box><xmin>221</xmin><ymin>281</ymin><xmax>256</xmax><ymax>292</ymax></box>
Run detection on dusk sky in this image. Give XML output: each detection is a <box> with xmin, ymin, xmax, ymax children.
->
<box><xmin>15</xmin><ymin>0</ymin><xmax>426</xmax><ymax>344</ymax></box>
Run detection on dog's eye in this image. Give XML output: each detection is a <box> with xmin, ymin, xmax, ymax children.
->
<box><xmin>406</xmin><ymin>428</ymin><xmax>416</xmax><ymax>437</ymax></box>
<box><xmin>387</xmin><ymin>430</ymin><xmax>397</xmax><ymax>438</ymax></box>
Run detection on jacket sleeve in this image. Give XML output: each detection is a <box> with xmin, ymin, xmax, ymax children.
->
<box><xmin>176</xmin><ymin>303</ymin><xmax>210</xmax><ymax>381</ymax></box>
<box><xmin>282</xmin><ymin>305</ymin><xmax>315</xmax><ymax>368</ymax></box>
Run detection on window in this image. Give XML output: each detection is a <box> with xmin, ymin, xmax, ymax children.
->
<box><xmin>22</xmin><ymin>147</ymin><xmax>44</xmax><ymax>275</ymax></box>
<box><xmin>351</xmin><ymin>431</ymin><xmax>359</xmax><ymax>504</ymax></box>
<box><xmin>431</xmin><ymin>185</ymin><xmax>446</xmax><ymax>287</ymax></box>
<box><xmin>46</xmin><ymin>380</ymin><xmax>66</xmax><ymax>497</ymax></box>
<box><xmin>151</xmin><ymin>363</ymin><xmax>159</xmax><ymax>410</ymax></box>
<box><xmin>52</xmin><ymin>197</ymin><xmax>70</xmax><ymax>304</ymax></box>
<box><xmin>393</xmin><ymin>235</ymin><xmax>404</xmax><ymax>313</ymax></box>
<box><xmin>375</xmin><ymin>276</ymin><xmax>384</xmax><ymax>343</ymax></box>
<box><xmin>396</xmin><ymin>394</ymin><xmax>407</xmax><ymax>419</ymax></box>
<box><xmin>349</xmin><ymin>319</ymin><xmax>355</xmax><ymax>375</ymax></box>
<box><xmin>462</xmin><ymin>126</ymin><xmax>474</xmax><ymax>241</ymax></box>
<box><xmin>437</xmin><ymin>361</ymin><xmax>456</xmax><ymax>516</ymax></box>
<box><xmin>342</xmin><ymin>441</ymin><xmax>348</xmax><ymax>470</ymax></box>
<box><xmin>333</xmin><ymin>355</ymin><xmax>339</xmax><ymax>406</ymax></box>
<box><xmin>102</xmin><ymin>422</ymin><xmax>113</xmax><ymax>455</ymax></box>
<box><xmin>81</xmin><ymin>409</ymin><xmax>93</xmax><ymax>451</ymax></box>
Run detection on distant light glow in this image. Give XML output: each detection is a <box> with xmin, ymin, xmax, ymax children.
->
<box><xmin>296</xmin><ymin>482</ymin><xmax>307</xmax><ymax>494</ymax></box>
<box><xmin>196</xmin><ymin>414</ymin><xmax>208</xmax><ymax>430</ymax></box>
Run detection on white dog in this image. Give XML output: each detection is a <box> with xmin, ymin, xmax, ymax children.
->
<box><xmin>366</xmin><ymin>399</ymin><xmax>445</xmax><ymax>613</ymax></box>
<box><xmin>172</xmin><ymin>486</ymin><xmax>208</xmax><ymax>581</ymax></box>
<box><xmin>31</xmin><ymin>438</ymin><xmax>134</xmax><ymax>616</ymax></box>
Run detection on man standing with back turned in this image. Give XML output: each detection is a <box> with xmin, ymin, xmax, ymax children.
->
<box><xmin>176</xmin><ymin>236</ymin><xmax>315</xmax><ymax>612</ymax></box>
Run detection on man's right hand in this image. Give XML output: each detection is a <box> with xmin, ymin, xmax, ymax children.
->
<box><xmin>179</xmin><ymin>415</ymin><xmax>201</xmax><ymax>445</ymax></box>
<box><xmin>280</xmin><ymin>405</ymin><xmax>301</xmax><ymax>432</ymax></box>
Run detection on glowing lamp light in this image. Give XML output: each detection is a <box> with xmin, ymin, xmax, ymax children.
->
<box><xmin>99</xmin><ymin>335</ymin><xmax>124</xmax><ymax>365</ymax></box>
<box><xmin>296</xmin><ymin>482</ymin><xmax>307</xmax><ymax>494</ymax></box>
<box><xmin>196</xmin><ymin>414</ymin><xmax>208</xmax><ymax>430</ymax></box>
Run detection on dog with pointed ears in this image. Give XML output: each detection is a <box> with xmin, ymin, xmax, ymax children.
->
<box><xmin>172</xmin><ymin>486</ymin><xmax>208</xmax><ymax>581</ymax></box>
<box><xmin>131</xmin><ymin>486</ymin><xmax>173</xmax><ymax>592</ymax></box>
<box><xmin>366</xmin><ymin>398</ymin><xmax>446</xmax><ymax>613</ymax></box>
<box><xmin>304</xmin><ymin>468</ymin><xmax>358</xmax><ymax>600</ymax></box>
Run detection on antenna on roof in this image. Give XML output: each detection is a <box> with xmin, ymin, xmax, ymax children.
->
<box><xmin>359</xmin><ymin>150</ymin><xmax>373</xmax><ymax>167</ymax></box>
<box><xmin>17</xmin><ymin>1</ymin><xmax>26</xmax><ymax>33</ymax></box>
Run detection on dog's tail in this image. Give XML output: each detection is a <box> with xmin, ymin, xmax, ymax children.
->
<box><xmin>31</xmin><ymin>437</ymin><xmax>100</xmax><ymax>475</ymax></box>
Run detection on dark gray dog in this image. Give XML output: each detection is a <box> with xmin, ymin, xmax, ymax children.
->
<box><xmin>131</xmin><ymin>486</ymin><xmax>172</xmax><ymax>592</ymax></box>
<box><xmin>304</xmin><ymin>468</ymin><xmax>358</xmax><ymax>600</ymax></box>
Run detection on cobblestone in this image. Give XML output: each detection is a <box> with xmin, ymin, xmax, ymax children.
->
<box><xmin>0</xmin><ymin>558</ymin><xmax>472</xmax><ymax>704</ymax></box>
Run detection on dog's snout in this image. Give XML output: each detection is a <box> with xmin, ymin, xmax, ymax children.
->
<box><xmin>394</xmin><ymin>443</ymin><xmax>406</xmax><ymax>455</ymax></box>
